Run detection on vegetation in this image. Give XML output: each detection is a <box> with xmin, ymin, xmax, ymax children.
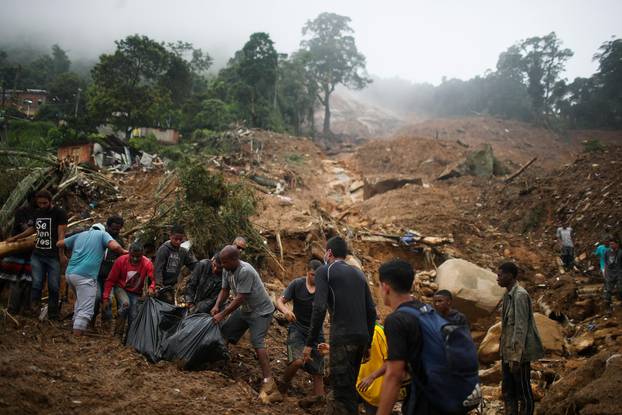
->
<box><xmin>176</xmin><ymin>163</ymin><xmax>262</xmax><ymax>260</ymax></box>
<box><xmin>1</xmin><ymin>15</ymin><xmax>621</xmax><ymax>148</ymax></box>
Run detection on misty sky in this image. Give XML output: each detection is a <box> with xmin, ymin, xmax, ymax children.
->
<box><xmin>1</xmin><ymin>0</ymin><xmax>620</xmax><ymax>85</ymax></box>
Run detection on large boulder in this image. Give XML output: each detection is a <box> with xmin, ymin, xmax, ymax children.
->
<box><xmin>363</xmin><ymin>175</ymin><xmax>423</xmax><ymax>199</ymax></box>
<box><xmin>435</xmin><ymin>258</ymin><xmax>505</xmax><ymax>320</ymax></box>
<box><xmin>478</xmin><ymin>313</ymin><xmax>565</xmax><ymax>364</ymax></box>
<box><xmin>438</xmin><ymin>143</ymin><xmax>507</xmax><ymax>180</ymax></box>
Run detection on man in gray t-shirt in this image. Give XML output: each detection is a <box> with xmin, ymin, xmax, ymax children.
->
<box><xmin>211</xmin><ymin>245</ymin><xmax>281</xmax><ymax>403</ymax></box>
<box><xmin>556</xmin><ymin>223</ymin><xmax>574</xmax><ymax>269</ymax></box>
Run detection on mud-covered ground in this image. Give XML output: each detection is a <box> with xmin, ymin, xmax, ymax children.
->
<box><xmin>0</xmin><ymin>314</ymin><xmax>314</xmax><ymax>415</ymax></box>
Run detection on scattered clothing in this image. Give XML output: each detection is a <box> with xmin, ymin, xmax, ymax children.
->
<box><xmin>500</xmin><ymin>283</ymin><xmax>544</xmax><ymax>415</ymax></box>
<box><xmin>184</xmin><ymin>259</ymin><xmax>222</xmax><ymax>313</ymax></box>
<box><xmin>66</xmin><ymin>273</ymin><xmax>97</xmax><ymax>331</ymax></box>
<box><xmin>32</xmin><ymin>206</ymin><xmax>68</xmax><ymax>258</ymax></box>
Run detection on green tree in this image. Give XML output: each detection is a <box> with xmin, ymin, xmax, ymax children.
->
<box><xmin>514</xmin><ymin>32</ymin><xmax>573</xmax><ymax>118</ymax></box>
<box><xmin>87</xmin><ymin>34</ymin><xmax>192</xmax><ymax>137</ymax></box>
<box><xmin>301</xmin><ymin>12</ymin><xmax>371</xmax><ymax>136</ymax></box>
<box><xmin>277</xmin><ymin>51</ymin><xmax>318</xmax><ymax>135</ymax></box>
<box><xmin>229</xmin><ymin>32</ymin><xmax>279</xmax><ymax>128</ymax></box>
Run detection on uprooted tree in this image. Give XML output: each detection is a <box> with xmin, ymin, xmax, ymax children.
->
<box><xmin>300</xmin><ymin>12</ymin><xmax>371</xmax><ymax>136</ymax></box>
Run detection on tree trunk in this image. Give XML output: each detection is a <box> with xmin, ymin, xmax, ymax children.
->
<box><xmin>322</xmin><ymin>89</ymin><xmax>331</xmax><ymax>136</ymax></box>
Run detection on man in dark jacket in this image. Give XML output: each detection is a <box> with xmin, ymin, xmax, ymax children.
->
<box><xmin>185</xmin><ymin>253</ymin><xmax>223</xmax><ymax>314</ymax></box>
<box><xmin>304</xmin><ymin>236</ymin><xmax>377</xmax><ymax>415</ymax></box>
<box><xmin>154</xmin><ymin>225</ymin><xmax>197</xmax><ymax>304</ymax></box>
<box><xmin>497</xmin><ymin>262</ymin><xmax>544</xmax><ymax>415</ymax></box>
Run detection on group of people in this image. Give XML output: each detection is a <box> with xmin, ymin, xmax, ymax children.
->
<box><xmin>0</xmin><ymin>193</ymin><xmax>551</xmax><ymax>414</ymax></box>
<box><xmin>558</xmin><ymin>221</ymin><xmax>622</xmax><ymax>314</ymax></box>
<box><xmin>593</xmin><ymin>234</ymin><xmax>622</xmax><ymax>313</ymax></box>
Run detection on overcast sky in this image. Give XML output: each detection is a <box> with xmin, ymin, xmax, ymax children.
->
<box><xmin>1</xmin><ymin>0</ymin><xmax>620</xmax><ymax>85</ymax></box>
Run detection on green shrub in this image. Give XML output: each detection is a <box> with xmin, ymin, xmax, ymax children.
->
<box><xmin>582</xmin><ymin>139</ymin><xmax>605</xmax><ymax>153</ymax></box>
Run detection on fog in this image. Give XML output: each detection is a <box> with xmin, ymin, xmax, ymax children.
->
<box><xmin>1</xmin><ymin>0</ymin><xmax>620</xmax><ymax>85</ymax></box>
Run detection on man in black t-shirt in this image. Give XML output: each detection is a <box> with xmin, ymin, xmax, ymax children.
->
<box><xmin>276</xmin><ymin>259</ymin><xmax>325</xmax><ymax>397</ymax></box>
<box><xmin>304</xmin><ymin>236</ymin><xmax>376</xmax><ymax>415</ymax></box>
<box><xmin>377</xmin><ymin>260</ymin><xmax>443</xmax><ymax>415</ymax></box>
<box><xmin>7</xmin><ymin>190</ymin><xmax>68</xmax><ymax>319</ymax></box>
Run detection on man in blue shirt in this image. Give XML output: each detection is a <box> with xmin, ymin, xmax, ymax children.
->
<box><xmin>593</xmin><ymin>240</ymin><xmax>610</xmax><ymax>278</ymax></box>
<box><xmin>57</xmin><ymin>223</ymin><xmax>126</xmax><ymax>336</ymax></box>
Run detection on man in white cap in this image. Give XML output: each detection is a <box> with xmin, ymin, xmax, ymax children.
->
<box><xmin>57</xmin><ymin>223</ymin><xmax>126</xmax><ymax>336</ymax></box>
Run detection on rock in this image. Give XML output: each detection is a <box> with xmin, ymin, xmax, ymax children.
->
<box><xmin>421</xmin><ymin>287</ymin><xmax>435</xmax><ymax>297</ymax></box>
<box><xmin>479</xmin><ymin>361</ymin><xmax>502</xmax><ymax>384</ymax></box>
<box><xmin>481</xmin><ymin>385</ymin><xmax>502</xmax><ymax>400</ymax></box>
<box><xmin>571</xmin><ymin>332</ymin><xmax>595</xmax><ymax>354</ymax></box>
<box><xmin>349</xmin><ymin>180</ymin><xmax>364</xmax><ymax>193</ymax></box>
<box><xmin>345</xmin><ymin>254</ymin><xmax>363</xmax><ymax>271</ymax></box>
<box><xmin>478</xmin><ymin>313</ymin><xmax>565</xmax><ymax>364</ymax></box>
<box><xmin>435</xmin><ymin>258</ymin><xmax>506</xmax><ymax>320</ymax></box>
<box><xmin>363</xmin><ymin>175</ymin><xmax>423</xmax><ymax>199</ymax></box>
<box><xmin>437</xmin><ymin>144</ymin><xmax>502</xmax><ymax>180</ymax></box>
<box><xmin>478</xmin><ymin>322</ymin><xmax>502</xmax><ymax>364</ymax></box>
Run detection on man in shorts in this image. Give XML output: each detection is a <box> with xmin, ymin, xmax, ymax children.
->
<box><xmin>276</xmin><ymin>259</ymin><xmax>325</xmax><ymax>396</ymax></box>
<box><xmin>211</xmin><ymin>245</ymin><xmax>281</xmax><ymax>403</ymax></box>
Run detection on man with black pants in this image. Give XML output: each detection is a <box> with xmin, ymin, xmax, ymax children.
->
<box><xmin>304</xmin><ymin>236</ymin><xmax>377</xmax><ymax>415</ymax></box>
<box><xmin>497</xmin><ymin>262</ymin><xmax>544</xmax><ymax>415</ymax></box>
<box><xmin>92</xmin><ymin>215</ymin><xmax>125</xmax><ymax>329</ymax></box>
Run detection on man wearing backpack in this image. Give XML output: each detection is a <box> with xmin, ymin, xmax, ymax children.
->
<box><xmin>497</xmin><ymin>262</ymin><xmax>544</xmax><ymax>415</ymax></box>
<box><xmin>377</xmin><ymin>260</ymin><xmax>480</xmax><ymax>415</ymax></box>
<box><xmin>303</xmin><ymin>236</ymin><xmax>377</xmax><ymax>415</ymax></box>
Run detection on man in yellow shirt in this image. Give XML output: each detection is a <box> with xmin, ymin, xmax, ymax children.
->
<box><xmin>357</xmin><ymin>322</ymin><xmax>408</xmax><ymax>414</ymax></box>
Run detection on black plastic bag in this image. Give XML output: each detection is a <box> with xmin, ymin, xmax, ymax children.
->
<box><xmin>126</xmin><ymin>297</ymin><xmax>176</xmax><ymax>362</ymax></box>
<box><xmin>159</xmin><ymin>313</ymin><xmax>229</xmax><ymax>370</ymax></box>
<box><xmin>159</xmin><ymin>306</ymin><xmax>187</xmax><ymax>337</ymax></box>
